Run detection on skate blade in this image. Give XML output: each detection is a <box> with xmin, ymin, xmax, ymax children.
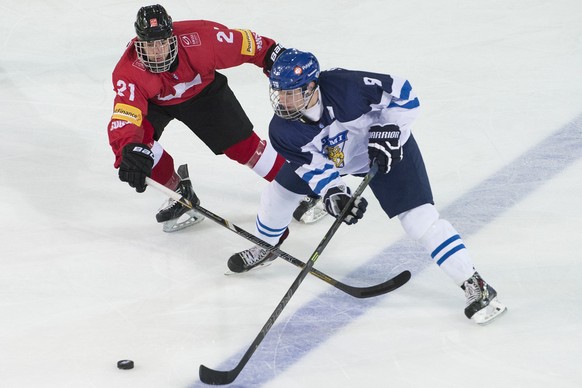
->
<box><xmin>162</xmin><ymin>210</ymin><xmax>204</xmax><ymax>233</ymax></box>
<box><xmin>472</xmin><ymin>298</ymin><xmax>508</xmax><ymax>325</ymax></box>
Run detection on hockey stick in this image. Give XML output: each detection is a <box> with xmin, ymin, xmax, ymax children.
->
<box><xmin>198</xmin><ymin>164</ymin><xmax>387</xmax><ymax>385</ymax></box>
<box><xmin>145</xmin><ymin>176</ymin><xmax>410</xmax><ymax>299</ymax></box>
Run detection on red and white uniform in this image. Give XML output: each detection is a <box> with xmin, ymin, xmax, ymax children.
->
<box><xmin>108</xmin><ymin>20</ymin><xmax>283</xmax><ymax>186</ymax></box>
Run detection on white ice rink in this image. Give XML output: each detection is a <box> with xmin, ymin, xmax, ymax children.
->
<box><xmin>1</xmin><ymin>1</ymin><xmax>581</xmax><ymax>387</ymax></box>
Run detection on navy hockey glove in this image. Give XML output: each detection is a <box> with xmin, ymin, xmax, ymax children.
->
<box><xmin>323</xmin><ymin>185</ymin><xmax>368</xmax><ymax>225</ymax></box>
<box><xmin>119</xmin><ymin>143</ymin><xmax>154</xmax><ymax>193</ymax></box>
<box><xmin>368</xmin><ymin>124</ymin><xmax>402</xmax><ymax>174</ymax></box>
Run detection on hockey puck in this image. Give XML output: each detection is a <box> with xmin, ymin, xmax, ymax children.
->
<box><xmin>117</xmin><ymin>360</ymin><xmax>134</xmax><ymax>370</ymax></box>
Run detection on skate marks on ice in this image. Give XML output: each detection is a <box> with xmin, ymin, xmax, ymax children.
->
<box><xmin>435</xmin><ymin>115</ymin><xmax>582</xmax><ymax>237</ymax></box>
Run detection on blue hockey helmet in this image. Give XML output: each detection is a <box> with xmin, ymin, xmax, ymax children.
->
<box><xmin>269</xmin><ymin>49</ymin><xmax>320</xmax><ymax>91</ymax></box>
<box><xmin>269</xmin><ymin>49</ymin><xmax>320</xmax><ymax>120</ymax></box>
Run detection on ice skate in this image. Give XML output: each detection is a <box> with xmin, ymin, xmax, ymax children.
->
<box><xmin>293</xmin><ymin>195</ymin><xmax>327</xmax><ymax>224</ymax></box>
<box><xmin>156</xmin><ymin>164</ymin><xmax>204</xmax><ymax>232</ymax></box>
<box><xmin>226</xmin><ymin>229</ymin><xmax>289</xmax><ymax>274</ymax></box>
<box><xmin>462</xmin><ymin>272</ymin><xmax>507</xmax><ymax>325</ymax></box>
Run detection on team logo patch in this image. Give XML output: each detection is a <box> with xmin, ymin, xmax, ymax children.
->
<box><xmin>109</xmin><ymin>120</ymin><xmax>129</xmax><ymax>131</ymax></box>
<box><xmin>322</xmin><ymin>131</ymin><xmax>348</xmax><ymax>168</ymax></box>
<box><xmin>253</xmin><ymin>32</ymin><xmax>263</xmax><ymax>51</ymax></box>
<box><xmin>132</xmin><ymin>58</ymin><xmax>146</xmax><ymax>71</ymax></box>
<box><xmin>327</xmin><ymin>146</ymin><xmax>345</xmax><ymax>168</ymax></box>
<box><xmin>179</xmin><ymin>32</ymin><xmax>201</xmax><ymax>47</ymax></box>
<box><xmin>294</xmin><ymin>66</ymin><xmax>303</xmax><ymax>75</ymax></box>
<box><xmin>111</xmin><ymin>103</ymin><xmax>143</xmax><ymax>126</ymax></box>
<box><xmin>236</xmin><ymin>29</ymin><xmax>256</xmax><ymax>56</ymax></box>
<box><xmin>149</xmin><ymin>18</ymin><xmax>158</xmax><ymax>27</ymax></box>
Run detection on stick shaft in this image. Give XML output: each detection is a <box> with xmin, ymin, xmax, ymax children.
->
<box><xmin>145</xmin><ymin>174</ymin><xmax>392</xmax><ymax>298</ymax></box>
<box><xmin>199</xmin><ymin>164</ymin><xmax>379</xmax><ymax>384</ymax></box>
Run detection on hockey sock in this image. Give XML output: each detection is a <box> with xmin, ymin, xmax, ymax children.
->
<box><xmin>255</xmin><ymin>181</ymin><xmax>303</xmax><ymax>245</ymax></box>
<box><xmin>399</xmin><ymin>204</ymin><xmax>474</xmax><ymax>286</ymax></box>
<box><xmin>419</xmin><ymin>219</ymin><xmax>475</xmax><ymax>286</ymax></box>
<box><xmin>150</xmin><ymin>141</ymin><xmax>180</xmax><ymax>190</ymax></box>
<box><xmin>224</xmin><ymin>133</ymin><xmax>285</xmax><ymax>181</ymax></box>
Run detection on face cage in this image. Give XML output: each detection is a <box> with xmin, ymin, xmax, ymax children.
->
<box><xmin>135</xmin><ymin>36</ymin><xmax>178</xmax><ymax>73</ymax></box>
<box><xmin>269</xmin><ymin>85</ymin><xmax>315</xmax><ymax>120</ymax></box>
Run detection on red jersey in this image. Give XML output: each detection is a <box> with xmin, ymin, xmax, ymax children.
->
<box><xmin>107</xmin><ymin>20</ymin><xmax>277</xmax><ymax>167</ymax></box>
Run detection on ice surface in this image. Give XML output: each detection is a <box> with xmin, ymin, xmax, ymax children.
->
<box><xmin>1</xmin><ymin>1</ymin><xmax>581</xmax><ymax>387</ymax></box>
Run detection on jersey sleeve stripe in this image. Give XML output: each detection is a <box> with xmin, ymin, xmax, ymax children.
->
<box><xmin>399</xmin><ymin>80</ymin><xmax>412</xmax><ymax>99</ymax></box>
<box><xmin>388</xmin><ymin>98</ymin><xmax>420</xmax><ymax>110</ymax></box>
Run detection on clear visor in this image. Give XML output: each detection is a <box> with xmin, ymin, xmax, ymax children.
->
<box><xmin>269</xmin><ymin>84</ymin><xmax>316</xmax><ymax>120</ymax></box>
<box><xmin>135</xmin><ymin>36</ymin><xmax>178</xmax><ymax>73</ymax></box>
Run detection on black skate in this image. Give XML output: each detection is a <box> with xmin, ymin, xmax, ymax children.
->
<box><xmin>226</xmin><ymin>229</ymin><xmax>290</xmax><ymax>274</ymax></box>
<box><xmin>293</xmin><ymin>195</ymin><xmax>327</xmax><ymax>224</ymax></box>
<box><xmin>462</xmin><ymin>272</ymin><xmax>507</xmax><ymax>325</ymax></box>
<box><xmin>156</xmin><ymin>164</ymin><xmax>204</xmax><ymax>232</ymax></box>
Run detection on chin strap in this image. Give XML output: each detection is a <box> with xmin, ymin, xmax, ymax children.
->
<box><xmin>300</xmin><ymin>86</ymin><xmax>323</xmax><ymax>123</ymax></box>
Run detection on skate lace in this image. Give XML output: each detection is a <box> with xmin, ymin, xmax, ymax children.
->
<box><xmin>301</xmin><ymin>196</ymin><xmax>322</xmax><ymax>209</ymax></box>
<box><xmin>159</xmin><ymin>197</ymin><xmax>181</xmax><ymax>212</ymax></box>
<box><xmin>464</xmin><ymin>276</ymin><xmax>489</xmax><ymax>307</ymax></box>
<box><xmin>160</xmin><ymin>183</ymin><xmax>191</xmax><ymax>212</ymax></box>
<box><xmin>240</xmin><ymin>246</ymin><xmax>270</xmax><ymax>266</ymax></box>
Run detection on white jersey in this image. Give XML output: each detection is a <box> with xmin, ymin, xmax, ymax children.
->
<box><xmin>269</xmin><ymin>68</ymin><xmax>420</xmax><ymax>196</ymax></box>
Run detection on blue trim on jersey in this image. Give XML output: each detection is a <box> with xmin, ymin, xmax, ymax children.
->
<box><xmin>313</xmin><ymin>171</ymin><xmax>340</xmax><ymax>194</ymax></box>
<box><xmin>388</xmin><ymin>97</ymin><xmax>420</xmax><ymax>110</ymax></box>
<box><xmin>301</xmin><ymin>163</ymin><xmax>340</xmax><ymax>194</ymax></box>
<box><xmin>301</xmin><ymin>163</ymin><xmax>335</xmax><ymax>182</ymax></box>
<box><xmin>400</xmin><ymin>80</ymin><xmax>412</xmax><ymax>99</ymax></box>
<box><xmin>274</xmin><ymin>162</ymin><xmax>315</xmax><ymax>195</ymax></box>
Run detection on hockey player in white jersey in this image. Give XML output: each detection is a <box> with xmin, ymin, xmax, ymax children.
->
<box><xmin>228</xmin><ymin>49</ymin><xmax>506</xmax><ymax>324</ymax></box>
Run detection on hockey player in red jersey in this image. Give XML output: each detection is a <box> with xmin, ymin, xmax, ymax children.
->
<box><xmin>107</xmin><ymin>4</ymin><xmax>320</xmax><ymax>232</ymax></box>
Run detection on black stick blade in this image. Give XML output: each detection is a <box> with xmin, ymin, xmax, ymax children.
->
<box><xmin>355</xmin><ymin>270</ymin><xmax>411</xmax><ymax>298</ymax></box>
<box><xmin>199</xmin><ymin>364</ymin><xmax>240</xmax><ymax>385</ymax></box>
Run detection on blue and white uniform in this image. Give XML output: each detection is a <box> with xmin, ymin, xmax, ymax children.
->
<box><xmin>272</xmin><ymin>68</ymin><xmax>418</xmax><ymax>192</ymax></box>
<box><xmin>255</xmin><ymin>68</ymin><xmax>475</xmax><ymax>285</ymax></box>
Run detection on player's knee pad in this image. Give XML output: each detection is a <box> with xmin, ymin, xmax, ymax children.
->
<box><xmin>398</xmin><ymin>203</ymin><xmax>440</xmax><ymax>241</ymax></box>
